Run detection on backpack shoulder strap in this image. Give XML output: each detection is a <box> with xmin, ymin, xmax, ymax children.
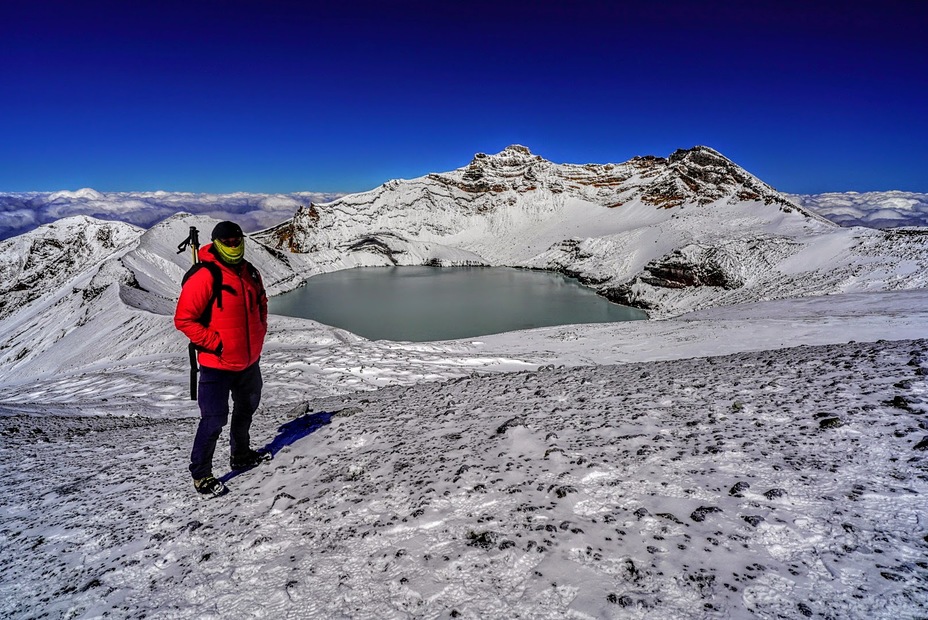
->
<box><xmin>247</xmin><ymin>263</ymin><xmax>264</xmax><ymax>290</ymax></box>
<box><xmin>181</xmin><ymin>262</ymin><xmax>225</xmax><ymax>325</ymax></box>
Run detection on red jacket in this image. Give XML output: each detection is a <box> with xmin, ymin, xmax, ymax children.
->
<box><xmin>174</xmin><ymin>244</ymin><xmax>268</xmax><ymax>371</ymax></box>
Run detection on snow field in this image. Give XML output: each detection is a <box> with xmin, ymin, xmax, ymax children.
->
<box><xmin>2</xmin><ymin>338</ymin><xmax>926</xmax><ymax>618</ymax></box>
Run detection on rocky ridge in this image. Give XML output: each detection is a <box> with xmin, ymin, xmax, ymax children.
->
<box><xmin>0</xmin><ymin>216</ymin><xmax>142</xmax><ymax>320</ymax></box>
<box><xmin>430</xmin><ymin>145</ymin><xmax>807</xmax><ymax>211</ymax></box>
<box><xmin>262</xmin><ymin>145</ymin><xmax>822</xmax><ymax>256</ymax></box>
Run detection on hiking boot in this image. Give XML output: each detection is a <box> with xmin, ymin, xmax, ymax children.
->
<box><xmin>230</xmin><ymin>449</ymin><xmax>270</xmax><ymax>470</ymax></box>
<box><xmin>194</xmin><ymin>475</ymin><xmax>227</xmax><ymax>497</ymax></box>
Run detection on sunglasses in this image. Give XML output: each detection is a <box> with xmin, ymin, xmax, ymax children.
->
<box><xmin>219</xmin><ymin>237</ymin><xmax>244</xmax><ymax>248</ymax></box>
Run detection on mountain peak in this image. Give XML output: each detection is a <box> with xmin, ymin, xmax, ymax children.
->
<box><xmin>469</xmin><ymin>145</ymin><xmax>544</xmax><ymax>167</ymax></box>
<box><xmin>0</xmin><ymin>216</ymin><xmax>142</xmax><ymax>320</ymax></box>
<box><xmin>449</xmin><ymin>146</ymin><xmax>549</xmax><ymax>193</ymax></box>
<box><xmin>410</xmin><ymin>143</ymin><xmax>823</xmax><ymax>217</ymax></box>
<box><xmin>668</xmin><ymin>145</ymin><xmax>730</xmax><ymax>166</ymax></box>
<box><xmin>47</xmin><ymin>188</ymin><xmax>105</xmax><ymax>202</ymax></box>
<box><xmin>630</xmin><ymin>145</ymin><xmax>805</xmax><ymax>210</ymax></box>
<box><xmin>499</xmin><ymin>144</ymin><xmax>535</xmax><ymax>157</ymax></box>
<box><xmin>667</xmin><ymin>146</ymin><xmax>741</xmax><ymax>170</ymax></box>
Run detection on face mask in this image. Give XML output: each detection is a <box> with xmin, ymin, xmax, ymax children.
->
<box><xmin>214</xmin><ymin>238</ymin><xmax>245</xmax><ymax>264</ymax></box>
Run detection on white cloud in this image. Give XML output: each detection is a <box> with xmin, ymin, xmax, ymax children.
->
<box><xmin>0</xmin><ymin>207</ymin><xmax>38</xmax><ymax>232</ymax></box>
<box><xmin>0</xmin><ymin>190</ymin><xmax>345</xmax><ymax>240</ymax></box>
<box><xmin>789</xmin><ymin>191</ymin><xmax>928</xmax><ymax>228</ymax></box>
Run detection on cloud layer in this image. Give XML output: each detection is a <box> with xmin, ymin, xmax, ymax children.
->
<box><xmin>3</xmin><ymin>189</ymin><xmax>927</xmax><ymax>241</ymax></box>
<box><xmin>0</xmin><ymin>190</ymin><xmax>344</xmax><ymax>241</ymax></box>
<box><xmin>788</xmin><ymin>191</ymin><xmax>928</xmax><ymax>228</ymax></box>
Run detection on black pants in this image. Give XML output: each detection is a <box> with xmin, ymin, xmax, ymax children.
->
<box><xmin>189</xmin><ymin>362</ymin><xmax>263</xmax><ymax>480</ymax></box>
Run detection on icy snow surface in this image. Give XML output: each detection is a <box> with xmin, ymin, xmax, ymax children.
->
<box><xmin>1</xmin><ymin>291</ymin><xmax>927</xmax><ymax>619</ymax></box>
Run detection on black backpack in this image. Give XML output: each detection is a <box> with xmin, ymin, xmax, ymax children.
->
<box><xmin>182</xmin><ymin>260</ymin><xmax>263</xmax><ymax>325</ymax></box>
<box><xmin>181</xmin><ymin>257</ymin><xmax>264</xmax><ymax>325</ymax></box>
<box><xmin>181</xmin><ymin>261</ymin><xmax>230</xmax><ymax>327</ymax></box>
<box><xmin>180</xmin><ymin>261</ymin><xmax>235</xmax><ymax>400</ymax></box>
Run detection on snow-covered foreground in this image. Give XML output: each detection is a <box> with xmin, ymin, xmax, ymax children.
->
<box><xmin>1</xmin><ymin>293</ymin><xmax>927</xmax><ymax>619</ymax></box>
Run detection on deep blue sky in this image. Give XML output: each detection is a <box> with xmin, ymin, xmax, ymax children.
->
<box><xmin>2</xmin><ymin>0</ymin><xmax>926</xmax><ymax>194</ymax></box>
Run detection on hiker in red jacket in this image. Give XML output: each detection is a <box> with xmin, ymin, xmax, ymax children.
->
<box><xmin>174</xmin><ymin>221</ymin><xmax>269</xmax><ymax>497</ymax></box>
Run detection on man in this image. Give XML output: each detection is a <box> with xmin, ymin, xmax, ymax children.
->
<box><xmin>174</xmin><ymin>221</ymin><xmax>269</xmax><ymax>497</ymax></box>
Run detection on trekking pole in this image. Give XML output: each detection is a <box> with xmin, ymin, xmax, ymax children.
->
<box><xmin>176</xmin><ymin>226</ymin><xmax>201</xmax><ymax>265</ymax></box>
<box><xmin>177</xmin><ymin>226</ymin><xmax>201</xmax><ymax>400</ymax></box>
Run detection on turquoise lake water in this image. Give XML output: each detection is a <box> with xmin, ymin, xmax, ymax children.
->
<box><xmin>269</xmin><ymin>266</ymin><xmax>647</xmax><ymax>342</ymax></box>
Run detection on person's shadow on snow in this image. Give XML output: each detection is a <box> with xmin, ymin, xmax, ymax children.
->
<box><xmin>263</xmin><ymin>410</ymin><xmax>333</xmax><ymax>456</ymax></box>
<box><xmin>220</xmin><ymin>410</ymin><xmax>333</xmax><ymax>482</ymax></box>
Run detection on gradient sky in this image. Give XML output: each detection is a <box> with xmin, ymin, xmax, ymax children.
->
<box><xmin>2</xmin><ymin>0</ymin><xmax>926</xmax><ymax>195</ymax></box>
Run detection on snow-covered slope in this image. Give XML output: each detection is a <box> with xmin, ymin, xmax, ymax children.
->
<box><xmin>2</xmin><ymin>332</ymin><xmax>926</xmax><ymax>619</ymax></box>
<box><xmin>0</xmin><ymin>212</ymin><xmax>322</xmax><ymax>383</ymax></box>
<box><xmin>0</xmin><ymin>215</ymin><xmax>142</xmax><ymax>319</ymax></box>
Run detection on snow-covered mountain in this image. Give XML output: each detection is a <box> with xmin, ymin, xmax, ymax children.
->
<box><xmin>0</xmin><ymin>189</ymin><xmax>345</xmax><ymax>241</ymax></box>
<box><xmin>0</xmin><ymin>215</ymin><xmax>142</xmax><ymax>319</ymax></box>
<box><xmin>789</xmin><ymin>191</ymin><xmax>928</xmax><ymax>228</ymax></box>
<box><xmin>4</xmin><ymin>170</ymin><xmax>921</xmax><ymax>249</ymax></box>
<box><xmin>2</xmin><ymin>145</ymin><xmax>928</xmax><ymax>382</ymax></box>
<box><xmin>260</xmin><ymin>144</ymin><xmax>825</xmax><ymax>259</ymax></box>
<box><xmin>256</xmin><ymin>145</ymin><xmax>928</xmax><ymax>316</ymax></box>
